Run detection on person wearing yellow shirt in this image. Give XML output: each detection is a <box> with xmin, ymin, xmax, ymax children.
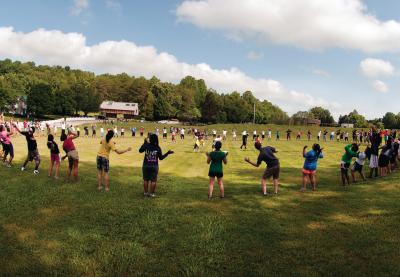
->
<box><xmin>97</xmin><ymin>130</ymin><xmax>131</xmax><ymax>192</ymax></box>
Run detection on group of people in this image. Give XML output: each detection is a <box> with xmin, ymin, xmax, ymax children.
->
<box><xmin>2</xmin><ymin>118</ymin><xmax>400</xmax><ymax>199</ymax></box>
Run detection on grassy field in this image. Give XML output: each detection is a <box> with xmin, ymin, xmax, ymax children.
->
<box><xmin>1</xmin><ymin>123</ymin><xmax>400</xmax><ymax>276</ymax></box>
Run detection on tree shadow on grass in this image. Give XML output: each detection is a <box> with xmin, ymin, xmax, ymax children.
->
<box><xmin>1</xmin><ymin>160</ymin><xmax>400</xmax><ymax>276</ymax></box>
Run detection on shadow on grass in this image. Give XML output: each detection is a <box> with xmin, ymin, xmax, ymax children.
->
<box><xmin>1</xmin><ymin>160</ymin><xmax>400</xmax><ymax>276</ymax></box>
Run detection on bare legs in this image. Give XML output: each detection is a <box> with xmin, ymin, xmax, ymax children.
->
<box><xmin>261</xmin><ymin>178</ymin><xmax>279</xmax><ymax>195</ymax></box>
<box><xmin>302</xmin><ymin>174</ymin><xmax>317</xmax><ymax>191</ymax></box>
<box><xmin>48</xmin><ymin>160</ymin><xmax>60</xmax><ymax>179</ymax></box>
<box><xmin>208</xmin><ymin>177</ymin><xmax>224</xmax><ymax>199</ymax></box>
<box><xmin>98</xmin><ymin>171</ymin><xmax>109</xmax><ymax>191</ymax></box>
<box><xmin>143</xmin><ymin>180</ymin><xmax>157</xmax><ymax>196</ymax></box>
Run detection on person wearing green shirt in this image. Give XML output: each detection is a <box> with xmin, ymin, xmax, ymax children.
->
<box><xmin>206</xmin><ymin>141</ymin><xmax>227</xmax><ymax>199</ymax></box>
<box><xmin>341</xmin><ymin>143</ymin><xmax>359</xmax><ymax>186</ymax></box>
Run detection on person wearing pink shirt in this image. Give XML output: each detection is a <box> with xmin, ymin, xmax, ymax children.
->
<box><xmin>0</xmin><ymin>124</ymin><xmax>14</xmax><ymax>167</ymax></box>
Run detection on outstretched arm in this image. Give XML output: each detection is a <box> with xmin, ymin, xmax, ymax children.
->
<box><xmin>159</xmin><ymin>150</ymin><xmax>174</xmax><ymax>160</ymax></box>
<box><xmin>12</xmin><ymin>123</ymin><xmax>22</xmax><ymax>134</ymax></box>
<box><xmin>244</xmin><ymin>157</ymin><xmax>260</xmax><ymax>167</ymax></box>
<box><xmin>115</xmin><ymin>147</ymin><xmax>132</xmax><ymax>155</ymax></box>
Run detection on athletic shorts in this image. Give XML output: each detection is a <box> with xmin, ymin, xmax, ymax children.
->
<box><xmin>263</xmin><ymin>165</ymin><xmax>280</xmax><ymax>180</ymax></box>
<box><xmin>96</xmin><ymin>156</ymin><xmax>110</xmax><ymax>172</ymax></box>
<box><xmin>302</xmin><ymin>169</ymin><xmax>316</xmax><ymax>175</ymax></box>
<box><xmin>51</xmin><ymin>153</ymin><xmax>60</xmax><ymax>163</ymax></box>
<box><xmin>67</xmin><ymin>149</ymin><xmax>79</xmax><ymax>161</ymax></box>
<box><xmin>340</xmin><ymin>161</ymin><xmax>350</xmax><ymax>170</ymax></box>
<box><xmin>163</xmin><ymin>133</ymin><xmax>167</xmax><ymax>138</ymax></box>
<box><xmin>3</xmin><ymin>143</ymin><xmax>14</xmax><ymax>157</ymax></box>
<box><xmin>142</xmin><ymin>166</ymin><xmax>158</xmax><ymax>182</ymax></box>
<box><xmin>351</xmin><ymin>162</ymin><xmax>363</xmax><ymax>173</ymax></box>
<box><xmin>208</xmin><ymin>171</ymin><xmax>223</xmax><ymax>178</ymax></box>
<box><xmin>369</xmin><ymin>154</ymin><xmax>378</xmax><ymax>168</ymax></box>
<box><xmin>28</xmin><ymin>149</ymin><xmax>40</xmax><ymax>162</ymax></box>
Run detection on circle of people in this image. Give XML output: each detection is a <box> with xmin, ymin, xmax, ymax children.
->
<box><xmin>1</xmin><ymin>120</ymin><xmax>398</xmax><ymax>199</ymax></box>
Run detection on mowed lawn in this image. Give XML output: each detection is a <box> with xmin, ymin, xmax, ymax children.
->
<box><xmin>1</xmin><ymin>123</ymin><xmax>400</xmax><ymax>276</ymax></box>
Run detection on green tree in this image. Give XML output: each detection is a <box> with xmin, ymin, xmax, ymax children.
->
<box><xmin>309</xmin><ymin>106</ymin><xmax>334</xmax><ymax>124</ymax></box>
<box><xmin>27</xmin><ymin>82</ymin><xmax>54</xmax><ymax>116</ymax></box>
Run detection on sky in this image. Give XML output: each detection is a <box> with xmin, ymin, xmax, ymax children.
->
<box><xmin>0</xmin><ymin>0</ymin><xmax>399</xmax><ymax>119</ymax></box>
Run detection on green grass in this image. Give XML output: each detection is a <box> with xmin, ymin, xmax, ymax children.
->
<box><xmin>1</xmin><ymin>123</ymin><xmax>400</xmax><ymax>276</ymax></box>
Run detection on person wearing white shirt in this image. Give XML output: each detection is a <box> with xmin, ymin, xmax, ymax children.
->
<box><xmin>180</xmin><ymin>128</ymin><xmax>185</xmax><ymax>139</ymax></box>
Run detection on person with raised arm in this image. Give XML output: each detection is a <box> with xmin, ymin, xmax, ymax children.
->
<box><xmin>13</xmin><ymin>123</ymin><xmax>41</xmax><ymax>174</ymax></box>
<box><xmin>97</xmin><ymin>130</ymin><xmax>131</xmax><ymax>192</ymax></box>
<box><xmin>139</xmin><ymin>134</ymin><xmax>174</xmax><ymax>197</ymax></box>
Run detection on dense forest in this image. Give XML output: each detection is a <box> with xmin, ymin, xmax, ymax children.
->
<box><xmin>0</xmin><ymin>59</ymin><xmax>289</xmax><ymax>124</ymax></box>
<box><xmin>1</xmin><ymin>59</ymin><xmax>399</xmax><ymax>128</ymax></box>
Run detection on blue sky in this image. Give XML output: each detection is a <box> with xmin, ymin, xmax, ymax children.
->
<box><xmin>0</xmin><ymin>0</ymin><xmax>399</xmax><ymax>119</ymax></box>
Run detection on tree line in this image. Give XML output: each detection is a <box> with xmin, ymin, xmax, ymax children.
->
<box><xmin>0</xmin><ymin>59</ymin><xmax>396</xmax><ymax>128</ymax></box>
<box><xmin>0</xmin><ymin>59</ymin><xmax>289</xmax><ymax>123</ymax></box>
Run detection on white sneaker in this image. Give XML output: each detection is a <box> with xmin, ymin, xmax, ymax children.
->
<box><xmin>21</xmin><ymin>167</ymin><xmax>25</xmax><ymax>171</ymax></box>
<box><xmin>6</xmin><ymin>164</ymin><xmax>11</xmax><ymax>168</ymax></box>
<box><xmin>149</xmin><ymin>193</ymin><xmax>156</xmax><ymax>197</ymax></box>
<box><xmin>144</xmin><ymin>192</ymin><xmax>149</xmax><ymax>197</ymax></box>
<box><xmin>33</xmin><ymin>170</ymin><xmax>39</xmax><ymax>175</ymax></box>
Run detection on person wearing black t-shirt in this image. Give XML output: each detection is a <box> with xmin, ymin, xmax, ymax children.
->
<box><xmin>245</xmin><ymin>141</ymin><xmax>280</xmax><ymax>195</ymax></box>
<box><xmin>139</xmin><ymin>134</ymin><xmax>173</xmax><ymax>197</ymax></box>
<box><xmin>13</xmin><ymin>124</ymin><xmax>41</xmax><ymax>174</ymax></box>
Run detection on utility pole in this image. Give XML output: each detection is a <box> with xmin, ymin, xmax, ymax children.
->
<box><xmin>253</xmin><ymin>102</ymin><xmax>256</xmax><ymax>124</ymax></box>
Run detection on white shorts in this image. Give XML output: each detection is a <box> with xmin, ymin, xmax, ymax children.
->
<box><xmin>369</xmin><ymin>154</ymin><xmax>378</xmax><ymax>169</ymax></box>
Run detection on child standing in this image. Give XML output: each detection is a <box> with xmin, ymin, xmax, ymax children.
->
<box><xmin>139</xmin><ymin>134</ymin><xmax>174</xmax><ymax>197</ymax></box>
<box><xmin>340</xmin><ymin>143</ymin><xmax>359</xmax><ymax>186</ymax></box>
<box><xmin>351</xmin><ymin>147</ymin><xmax>368</xmax><ymax>183</ymax></box>
<box><xmin>97</xmin><ymin>130</ymin><xmax>131</xmax><ymax>191</ymax></box>
<box><xmin>301</xmin><ymin>144</ymin><xmax>323</xmax><ymax>191</ymax></box>
<box><xmin>206</xmin><ymin>141</ymin><xmax>227</xmax><ymax>199</ymax></box>
<box><xmin>46</xmin><ymin>124</ymin><xmax>61</xmax><ymax>179</ymax></box>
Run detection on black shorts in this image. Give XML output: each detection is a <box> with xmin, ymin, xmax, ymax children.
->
<box><xmin>97</xmin><ymin>156</ymin><xmax>110</xmax><ymax>172</ymax></box>
<box><xmin>3</xmin><ymin>143</ymin><xmax>14</xmax><ymax>157</ymax></box>
<box><xmin>208</xmin><ymin>172</ymin><xmax>223</xmax><ymax>178</ymax></box>
<box><xmin>143</xmin><ymin>166</ymin><xmax>159</xmax><ymax>182</ymax></box>
<box><xmin>378</xmin><ymin>155</ymin><xmax>390</xmax><ymax>167</ymax></box>
<box><xmin>351</xmin><ymin>162</ymin><xmax>363</xmax><ymax>173</ymax></box>
<box><xmin>163</xmin><ymin>133</ymin><xmax>167</xmax><ymax>138</ymax></box>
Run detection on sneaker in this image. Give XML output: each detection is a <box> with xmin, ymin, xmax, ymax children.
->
<box><xmin>6</xmin><ymin>164</ymin><xmax>11</xmax><ymax>168</ymax></box>
<box><xmin>21</xmin><ymin>167</ymin><xmax>25</xmax><ymax>171</ymax></box>
<box><xmin>143</xmin><ymin>192</ymin><xmax>149</xmax><ymax>197</ymax></box>
<box><xmin>149</xmin><ymin>193</ymin><xmax>156</xmax><ymax>197</ymax></box>
<box><xmin>33</xmin><ymin>170</ymin><xmax>39</xmax><ymax>175</ymax></box>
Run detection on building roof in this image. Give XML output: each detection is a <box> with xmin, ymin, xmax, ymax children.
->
<box><xmin>100</xmin><ymin>101</ymin><xmax>138</xmax><ymax>112</ymax></box>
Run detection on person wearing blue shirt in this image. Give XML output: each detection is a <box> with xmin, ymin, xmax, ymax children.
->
<box><xmin>302</xmin><ymin>144</ymin><xmax>324</xmax><ymax>191</ymax></box>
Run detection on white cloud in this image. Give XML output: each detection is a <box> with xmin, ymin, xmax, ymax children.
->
<box><xmin>312</xmin><ymin>69</ymin><xmax>331</xmax><ymax>78</ymax></box>
<box><xmin>176</xmin><ymin>0</ymin><xmax>400</xmax><ymax>53</ymax></box>
<box><xmin>360</xmin><ymin>58</ymin><xmax>395</xmax><ymax>78</ymax></box>
<box><xmin>0</xmin><ymin>26</ymin><xmax>337</xmax><ymax>114</ymax></box>
<box><xmin>70</xmin><ymin>0</ymin><xmax>89</xmax><ymax>16</ymax></box>
<box><xmin>372</xmin><ymin>80</ymin><xmax>388</xmax><ymax>93</ymax></box>
<box><xmin>246</xmin><ymin>51</ymin><xmax>264</xmax><ymax>60</ymax></box>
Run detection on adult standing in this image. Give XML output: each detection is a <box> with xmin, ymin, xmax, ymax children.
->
<box><xmin>245</xmin><ymin>142</ymin><xmax>280</xmax><ymax>195</ymax></box>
